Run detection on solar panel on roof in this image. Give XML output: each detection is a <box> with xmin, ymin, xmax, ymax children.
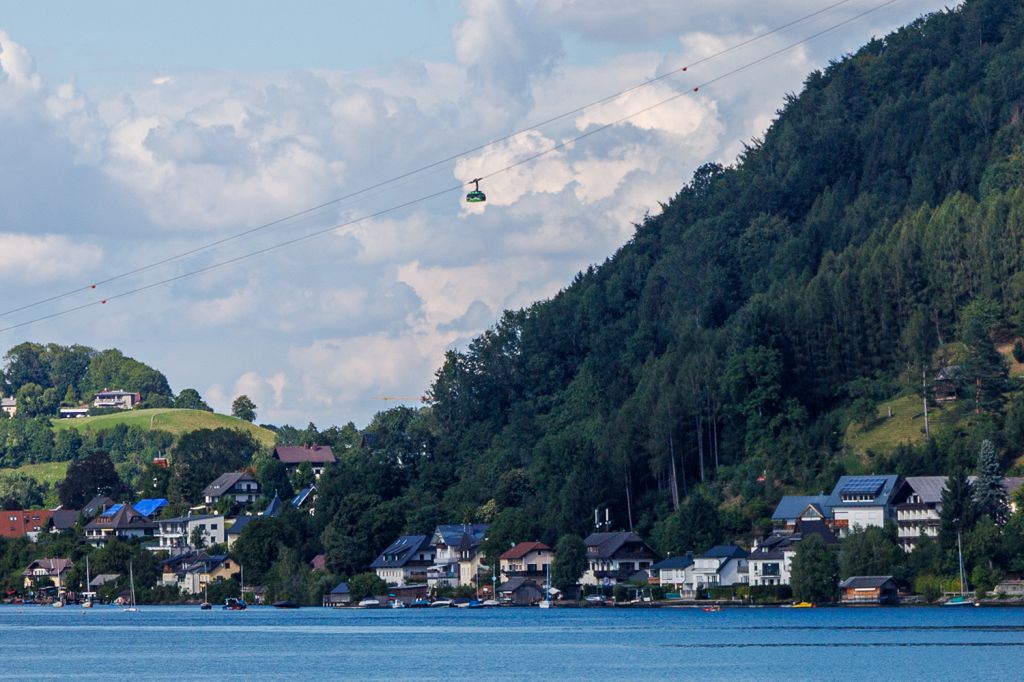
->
<box><xmin>840</xmin><ymin>477</ymin><xmax>886</xmax><ymax>496</ymax></box>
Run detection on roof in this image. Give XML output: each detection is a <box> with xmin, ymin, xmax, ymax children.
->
<box><xmin>90</xmin><ymin>573</ymin><xmax>120</xmax><ymax>588</ymax></box>
<box><xmin>50</xmin><ymin>509</ymin><xmax>80</xmax><ymax>531</ymax></box>
<box><xmin>0</xmin><ymin>510</ymin><xmax>53</xmax><ymax>538</ymax></box>
<box><xmin>310</xmin><ymin>554</ymin><xmax>326</xmax><ymax>571</ymax></box>
<box><xmin>0</xmin><ymin>397</ymin><xmax>15</xmax><ymax>407</ymax></box>
<box><xmin>370</xmin><ymin>535</ymin><xmax>432</xmax><ymax>569</ymax></box>
<box><xmin>771</xmin><ymin>495</ymin><xmax>832</xmax><ymax>521</ymax></box>
<box><xmin>701</xmin><ymin>544</ymin><xmax>747</xmax><ymax>560</ymax></box>
<box><xmin>329</xmin><ymin>581</ymin><xmax>350</xmax><ymax>595</ymax></box>
<box><xmin>84</xmin><ymin>504</ymin><xmax>156</xmax><ymax>532</ymax></box>
<box><xmin>292</xmin><ymin>485</ymin><xmax>316</xmax><ymax>508</ymax></box>
<box><xmin>432</xmin><ymin>524</ymin><xmax>489</xmax><ymax>549</ymax></box>
<box><xmin>896</xmin><ymin>476</ymin><xmax>948</xmax><ymax>505</ymax></box>
<box><xmin>263</xmin><ymin>494</ymin><xmax>283</xmax><ymax>518</ymax></box>
<box><xmin>202</xmin><ymin>472</ymin><xmax>258</xmax><ymax>498</ymax></box>
<box><xmin>226</xmin><ymin>514</ymin><xmax>255</xmax><ymax>536</ymax></box>
<box><xmin>83</xmin><ymin>495</ymin><xmax>114</xmax><ymax>517</ymax></box>
<box><xmin>839</xmin><ymin>575</ymin><xmax>896</xmax><ymax>589</ymax></box>
<box><xmin>273</xmin><ymin>445</ymin><xmax>336</xmax><ymax>465</ymax></box>
<box><xmin>158</xmin><ymin>514</ymin><xmax>221</xmax><ymax>524</ymax></box>
<box><xmin>651</xmin><ymin>555</ymin><xmax>694</xmax><ymax>571</ymax></box>
<box><xmin>497</xmin><ymin>577</ymin><xmax>541</xmax><ymax>593</ymax></box>
<box><xmin>827</xmin><ymin>475</ymin><xmax>899</xmax><ymax>507</ymax></box>
<box><xmin>793</xmin><ymin>519</ymin><xmax>839</xmax><ymax>545</ymax></box>
<box><xmin>583</xmin><ymin>532</ymin><xmax>653</xmax><ymax>560</ymax></box>
<box><xmin>499</xmin><ymin>541</ymin><xmax>551</xmax><ymax>561</ymax></box>
<box><xmin>133</xmin><ymin>498</ymin><xmax>168</xmax><ymax>517</ymax></box>
<box><xmin>23</xmin><ymin>558</ymin><xmax>73</xmax><ymax>576</ymax></box>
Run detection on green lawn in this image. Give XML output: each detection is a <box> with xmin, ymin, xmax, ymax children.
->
<box><xmin>1</xmin><ymin>461</ymin><xmax>70</xmax><ymax>485</ymax></box>
<box><xmin>843</xmin><ymin>393</ymin><xmax>960</xmax><ymax>456</ymax></box>
<box><xmin>51</xmin><ymin>408</ymin><xmax>276</xmax><ymax>448</ymax></box>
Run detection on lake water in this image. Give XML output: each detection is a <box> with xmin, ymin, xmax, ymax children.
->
<box><xmin>1</xmin><ymin>604</ymin><xmax>1022</xmax><ymax>680</ymax></box>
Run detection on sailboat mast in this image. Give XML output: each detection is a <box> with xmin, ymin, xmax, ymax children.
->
<box><xmin>957</xmin><ymin>530</ymin><xmax>966</xmax><ymax>596</ymax></box>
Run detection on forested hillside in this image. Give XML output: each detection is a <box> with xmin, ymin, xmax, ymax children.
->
<box><xmin>347</xmin><ymin>0</ymin><xmax>1024</xmax><ymax>551</ymax></box>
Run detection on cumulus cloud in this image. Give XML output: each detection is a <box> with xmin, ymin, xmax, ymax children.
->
<box><xmin>0</xmin><ymin>233</ymin><xmax>103</xmax><ymax>282</ymax></box>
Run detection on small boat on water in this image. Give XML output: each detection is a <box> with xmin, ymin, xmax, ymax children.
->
<box><xmin>357</xmin><ymin>598</ymin><xmax>381</xmax><ymax>608</ymax></box>
<box><xmin>430</xmin><ymin>599</ymin><xmax>454</xmax><ymax>608</ymax></box>
<box><xmin>410</xmin><ymin>599</ymin><xmax>431</xmax><ymax>608</ymax></box>
<box><xmin>223</xmin><ymin>597</ymin><xmax>247</xmax><ymax>611</ymax></box>
<box><xmin>791</xmin><ymin>602</ymin><xmax>815</xmax><ymax>608</ymax></box>
<box><xmin>82</xmin><ymin>557</ymin><xmax>94</xmax><ymax>609</ymax></box>
<box><xmin>273</xmin><ymin>600</ymin><xmax>300</xmax><ymax>609</ymax></box>
<box><xmin>481</xmin><ymin>599</ymin><xmax>500</xmax><ymax>607</ymax></box>
<box><xmin>702</xmin><ymin>604</ymin><xmax>722</xmax><ymax>613</ymax></box>
<box><xmin>51</xmin><ymin>600</ymin><xmax>65</xmax><ymax>608</ymax></box>
<box><xmin>123</xmin><ymin>562</ymin><xmax>138</xmax><ymax>613</ymax></box>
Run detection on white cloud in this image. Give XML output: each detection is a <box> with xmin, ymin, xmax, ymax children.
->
<box><xmin>0</xmin><ymin>233</ymin><xmax>103</xmax><ymax>282</ymax></box>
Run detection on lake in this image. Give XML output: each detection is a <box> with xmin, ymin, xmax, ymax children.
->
<box><xmin>1</xmin><ymin>604</ymin><xmax>1022</xmax><ymax>680</ymax></box>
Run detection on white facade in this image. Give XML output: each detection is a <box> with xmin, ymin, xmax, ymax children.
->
<box><xmin>92</xmin><ymin>390</ymin><xmax>140</xmax><ymax>410</ymax></box>
<box><xmin>684</xmin><ymin>556</ymin><xmax>748</xmax><ymax>590</ymax></box>
<box><xmin>657</xmin><ymin>566</ymin><xmax>690</xmax><ymax>587</ymax></box>
<box><xmin>833</xmin><ymin>506</ymin><xmax>887</xmax><ymax>535</ymax></box>
<box><xmin>154</xmin><ymin>515</ymin><xmax>225</xmax><ymax>552</ymax></box>
<box><xmin>0</xmin><ymin>397</ymin><xmax>16</xmax><ymax>417</ymax></box>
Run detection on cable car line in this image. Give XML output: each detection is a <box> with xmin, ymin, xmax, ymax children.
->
<box><xmin>0</xmin><ymin>0</ymin><xmax>903</xmax><ymax>335</ymax></box>
<box><xmin>0</xmin><ymin>0</ymin><xmax>863</xmax><ymax>319</ymax></box>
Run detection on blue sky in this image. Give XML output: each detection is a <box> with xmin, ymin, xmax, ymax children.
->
<box><xmin>0</xmin><ymin>0</ymin><xmax>952</xmax><ymax>427</ymax></box>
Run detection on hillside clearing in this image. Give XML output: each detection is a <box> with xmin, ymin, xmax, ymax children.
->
<box><xmin>0</xmin><ymin>461</ymin><xmax>70</xmax><ymax>485</ymax></box>
<box><xmin>50</xmin><ymin>408</ymin><xmax>276</xmax><ymax>448</ymax></box>
<box><xmin>843</xmin><ymin>394</ymin><xmax>960</xmax><ymax>456</ymax></box>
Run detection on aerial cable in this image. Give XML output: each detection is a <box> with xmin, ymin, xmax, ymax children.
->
<box><xmin>0</xmin><ymin>0</ymin><xmax>903</xmax><ymax>335</ymax></box>
<box><xmin>0</xmin><ymin>0</ymin><xmax>862</xmax><ymax>319</ymax></box>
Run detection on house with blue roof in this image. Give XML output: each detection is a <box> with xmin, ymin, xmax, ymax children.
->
<box><xmin>771</xmin><ymin>495</ymin><xmax>833</xmax><ymax>530</ymax></box>
<box><xmin>827</xmin><ymin>475</ymin><xmax>899</xmax><ymax>536</ymax></box>
<box><xmin>650</xmin><ymin>554</ymin><xmax>693</xmax><ymax>589</ymax></box>
<box><xmin>684</xmin><ymin>544</ymin><xmax>748</xmax><ymax>592</ymax></box>
<box><xmin>370</xmin><ymin>535</ymin><xmax>435</xmax><ymax>586</ymax></box>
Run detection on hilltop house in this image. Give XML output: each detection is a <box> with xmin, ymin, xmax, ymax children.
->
<box><xmin>92</xmin><ymin>389</ymin><xmax>142</xmax><ymax>410</ymax></box>
<box><xmin>1</xmin><ymin>510</ymin><xmax>53</xmax><ymax>540</ymax></box>
<box><xmin>427</xmin><ymin>524</ymin><xmax>489</xmax><ymax>589</ymax></box>
<box><xmin>827</xmin><ymin>475</ymin><xmax>900</xmax><ymax>536</ymax></box>
<box><xmin>371</xmin><ymin>535</ymin><xmax>435</xmax><ymax>586</ymax></box>
<box><xmin>153</xmin><ymin>514</ymin><xmax>225</xmax><ymax>553</ymax></box>
<box><xmin>499</xmin><ymin>542</ymin><xmax>553</xmax><ymax>583</ymax></box>
<box><xmin>23</xmin><ymin>558</ymin><xmax>74</xmax><ymax>592</ymax></box>
<box><xmin>1</xmin><ymin>396</ymin><xmax>16</xmax><ymax>417</ymax></box>
<box><xmin>84</xmin><ymin>504</ymin><xmax>156</xmax><ymax>546</ymax></box>
<box><xmin>272</xmin><ymin>445</ymin><xmax>336</xmax><ymax>477</ymax></box>
<box><xmin>581</xmin><ymin>532</ymin><xmax>659</xmax><ymax>586</ymax></box>
<box><xmin>203</xmin><ymin>472</ymin><xmax>261</xmax><ymax>507</ymax></box>
<box><xmin>684</xmin><ymin>545</ymin><xmax>748</xmax><ymax>592</ymax></box>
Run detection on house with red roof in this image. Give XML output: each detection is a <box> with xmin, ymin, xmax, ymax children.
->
<box><xmin>272</xmin><ymin>445</ymin><xmax>336</xmax><ymax>477</ymax></box>
<box><xmin>499</xmin><ymin>541</ymin><xmax>553</xmax><ymax>583</ymax></box>
<box><xmin>1</xmin><ymin>510</ymin><xmax>53</xmax><ymax>540</ymax></box>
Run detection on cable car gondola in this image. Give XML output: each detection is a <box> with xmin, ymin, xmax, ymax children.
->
<box><xmin>465</xmin><ymin>178</ymin><xmax>486</xmax><ymax>203</ymax></box>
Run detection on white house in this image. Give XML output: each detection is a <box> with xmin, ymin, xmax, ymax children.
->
<box><xmin>499</xmin><ymin>542</ymin><xmax>553</xmax><ymax>583</ymax></box>
<box><xmin>0</xmin><ymin>396</ymin><xmax>16</xmax><ymax>417</ymax></box>
<box><xmin>370</xmin><ymin>535</ymin><xmax>435</xmax><ymax>586</ymax></box>
<box><xmin>92</xmin><ymin>389</ymin><xmax>141</xmax><ymax>410</ymax></box>
<box><xmin>749</xmin><ymin>520</ymin><xmax>840</xmax><ymax>587</ymax></box>
<box><xmin>649</xmin><ymin>555</ymin><xmax>693</xmax><ymax>590</ymax></box>
<box><xmin>153</xmin><ymin>514</ymin><xmax>225</xmax><ymax>553</ymax></box>
<box><xmin>826</xmin><ymin>475</ymin><xmax>899</xmax><ymax>536</ymax></box>
<box><xmin>684</xmin><ymin>545</ymin><xmax>748</xmax><ymax>591</ymax></box>
<box><xmin>427</xmin><ymin>524</ymin><xmax>488</xmax><ymax>588</ymax></box>
<box><xmin>202</xmin><ymin>472</ymin><xmax>261</xmax><ymax>507</ymax></box>
<box><xmin>581</xmin><ymin>532</ymin><xmax>659</xmax><ymax>586</ymax></box>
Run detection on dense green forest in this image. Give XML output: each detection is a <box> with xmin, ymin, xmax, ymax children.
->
<box><xmin>6</xmin><ymin>0</ymin><xmax>1024</xmax><ymax>602</ymax></box>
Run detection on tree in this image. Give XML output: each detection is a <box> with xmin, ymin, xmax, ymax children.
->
<box><xmin>550</xmin><ymin>534</ymin><xmax>587</xmax><ymax>592</ymax></box>
<box><xmin>166</xmin><ymin>428</ymin><xmax>260</xmax><ymax>506</ymax></box>
<box><xmin>257</xmin><ymin>457</ymin><xmax>294</xmax><ymax>500</ymax></box>
<box><xmin>973</xmin><ymin>439</ymin><xmax>1009</xmax><ymax>525</ymax></box>
<box><xmin>940</xmin><ymin>467</ymin><xmax>976</xmax><ymax>544</ymax></box>
<box><xmin>232</xmin><ymin>395</ymin><xmax>257</xmax><ymax>422</ymax></box>
<box><xmin>839</xmin><ymin>526</ymin><xmax>904</xmax><ymax>579</ymax></box>
<box><xmin>790</xmin><ymin>535</ymin><xmax>839</xmax><ymax>604</ymax></box>
<box><xmin>348</xmin><ymin>572</ymin><xmax>388</xmax><ymax>599</ymax></box>
<box><xmin>174</xmin><ymin>388</ymin><xmax>212</xmax><ymax>411</ymax></box>
<box><xmin>58</xmin><ymin>451</ymin><xmax>129</xmax><ymax>508</ymax></box>
<box><xmin>0</xmin><ymin>473</ymin><xmax>45</xmax><ymax>510</ymax></box>
<box><xmin>231</xmin><ymin>517</ymin><xmax>299</xmax><ymax>583</ymax></box>
<box><xmin>958</xmin><ymin>315</ymin><xmax>1008</xmax><ymax>413</ymax></box>
<box><xmin>190</xmin><ymin>526</ymin><xmax>206</xmax><ymax>550</ymax></box>
<box><xmin>655</xmin><ymin>493</ymin><xmax>722</xmax><ymax>556</ymax></box>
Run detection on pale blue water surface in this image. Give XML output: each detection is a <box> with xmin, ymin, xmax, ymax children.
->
<box><xmin>1</xmin><ymin>604</ymin><xmax>1022</xmax><ymax>680</ymax></box>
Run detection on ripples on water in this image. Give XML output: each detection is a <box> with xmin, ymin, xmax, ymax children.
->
<box><xmin>2</xmin><ymin>605</ymin><xmax>1023</xmax><ymax>680</ymax></box>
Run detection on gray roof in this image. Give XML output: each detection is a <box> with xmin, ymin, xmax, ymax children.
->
<box><xmin>898</xmin><ymin>476</ymin><xmax>948</xmax><ymax>505</ymax></box>
<box><xmin>839</xmin><ymin>575</ymin><xmax>896</xmax><ymax>589</ymax></box>
<box><xmin>432</xmin><ymin>524</ymin><xmax>489</xmax><ymax>549</ymax></box>
<box><xmin>702</xmin><ymin>544</ymin><xmax>747</xmax><ymax>560</ymax></box>
<box><xmin>827</xmin><ymin>475</ymin><xmax>899</xmax><ymax>508</ymax></box>
<box><xmin>370</xmin><ymin>535</ymin><xmax>432</xmax><ymax>569</ymax></box>
<box><xmin>83</xmin><ymin>495</ymin><xmax>114</xmax><ymax>517</ymax></box>
<box><xmin>202</xmin><ymin>472</ymin><xmax>257</xmax><ymax>498</ymax></box>
<box><xmin>226</xmin><ymin>514</ymin><xmax>255</xmax><ymax>536</ymax></box>
<box><xmin>158</xmin><ymin>514</ymin><xmax>221</xmax><ymax>525</ymax></box>
<box><xmin>330</xmin><ymin>581</ymin><xmax>350</xmax><ymax>594</ymax></box>
<box><xmin>90</xmin><ymin>573</ymin><xmax>120</xmax><ymax>588</ymax></box>
<box><xmin>583</xmin><ymin>532</ymin><xmax>656</xmax><ymax>560</ymax></box>
<box><xmin>771</xmin><ymin>495</ymin><xmax>832</xmax><ymax>521</ymax></box>
<box><xmin>651</xmin><ymin>555</ymin><xmax>693</xmax><ymax>570</ymax></box>
<box><xmin>497</xmin><ymin>577</ymin><xmax>541</xmax><ymax>593</ymax></box>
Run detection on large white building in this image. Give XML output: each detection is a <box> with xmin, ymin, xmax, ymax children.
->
<box><xmin>153</xmin><ymin>515</ymin><xmax>225</xmax><ymax>553</ymax></box>
<box><xmin>826</xmin><ymin>475</ymin><xmax>899</xmax><ymax>536</ymax></box>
